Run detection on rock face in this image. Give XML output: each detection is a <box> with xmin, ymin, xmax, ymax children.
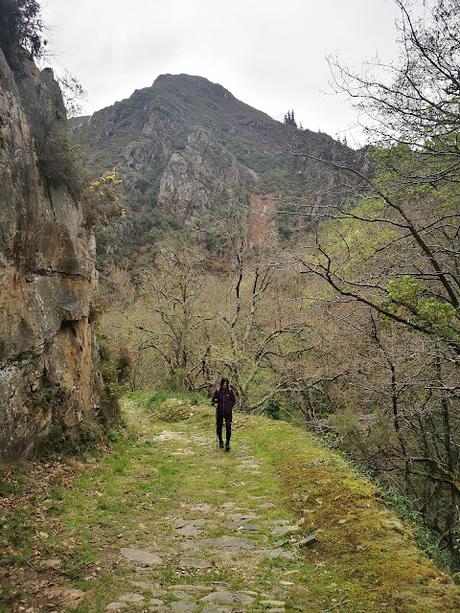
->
<box><xmin>0</xmin><ymin>47</ymin><xmax>102</xmax><ymax>460</ymax></box>
<box><xmin>157</xmin><ymin>127</ymin><xmax>256</xmax><ymax>217</ymax></box>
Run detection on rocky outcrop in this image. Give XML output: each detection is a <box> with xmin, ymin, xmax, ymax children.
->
<box><xmin>158</xmin><ymin>128</ymin><xmax>257</xmax><ymax>216</ymax></box>
<box><xmin>0</xmin><ymin>48</ymin><xmax>102</xmax><ymax>460</ymax></box>
<box><xmin>248</xmin><ymin>193</ymin><xmax>277</xmax><ymax>249</ymax></box>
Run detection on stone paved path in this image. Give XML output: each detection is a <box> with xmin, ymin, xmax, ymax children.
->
<box><xmin>105</xmin><ymin>405</ymin><xmax>310</xmax><ymax>612</ymax></box>
<box><xmin>3</xmin><ymin>399</ymin><xmax>458</xmax><ymax>612</ymax></box>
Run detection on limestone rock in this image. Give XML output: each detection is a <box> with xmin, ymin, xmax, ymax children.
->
<box><xmin>171</xmin><ymin>590</ymin><xmax>194</xmax><ymax>601</ymax></box>
<box><xmin>272</xmin><ymin>524</ymin><xmax>299</xmax><ymax>537</ymax></box>
<box><xmin>257</xmin><ymin>548</ymin><xmax>296</xmax><ymax>561</ymax></box>
<box><xmin>258</xmin><ymin>502</ymin><xmax>276</xmax><ymax>509</ymax></box>
<box><xmin>169</xmin><ymin>585</ymin><xmax>213</xmax><ymax>593</ymax></box>
<box><xmin>200</xmin><ymin>591</ymin><xmax>254</xmax><ymax>605</ymax></box>
<box><xmin>129</xmin><ymin>580</ymin><xmax>157</xmax><ymax>590</ymax></box>
<box><xmin>221</xmin><ymin>519</ymin><xmax>258</xmax><ymax>532</ymax></box>
<box><xmin>179</xmin><ymin>556</ymin><xmax>213</xmax><ymax>569</ymax></box>
<box><xmin>298</xmin><ymin>529</ymin><xmax>322</xmax><ymax>547</ymax></box>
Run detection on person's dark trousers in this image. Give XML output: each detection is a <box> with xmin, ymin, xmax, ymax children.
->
<box><xmin>216</xmin><ymin>410</ymin><xmax>232</xmax><ymax>446</ymax></box>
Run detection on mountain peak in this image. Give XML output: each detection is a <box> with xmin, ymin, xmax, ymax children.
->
<box><xmin>153</xmin><ymin>73</ymin><xmax>235</xmax><ymax>101</ymax></box>
<box><xmin>72</xmin><ymin>75</ymin><xmax>360</xmax><ymax>269</ymax></box>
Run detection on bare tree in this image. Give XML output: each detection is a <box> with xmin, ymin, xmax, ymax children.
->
<box><xmin>210</xmin><ymin>239</ymin><xmax>315</xmax><ymax>411</ymax></box>
<box><xmin>136</xmin><ymin>249</ymin><xmax>213</xmax><ymax>391</ymax></box>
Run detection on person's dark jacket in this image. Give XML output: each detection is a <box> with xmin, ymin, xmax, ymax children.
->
<box><xmin>212</xmin><ymin>387</ymin><xmax>236</xmax><ymax>415</ymax></box>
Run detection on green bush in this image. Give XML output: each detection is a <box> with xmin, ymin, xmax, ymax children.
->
<box><xmin>147</xmin><ymin>390</ymin><xmax>208</xmax><ymax>412</ymax></box>
<box><xmin>380</xmin><ymin>483</ymin><xmax>455</xmax><ymax>573</ymax></box>
<box><xmin>97</xmin><ymin>336</ymin><xmax>127</xmax><ymax>427</ymax></box>
<box><xmin>148</xmin><ymin>394</ymin><xmax>210</xmax><ymax>422</ymax></box>
<box><xmin>36</xmin><ymin>128</ymin><xmax>83</xmax><ymax>198</ymax></box>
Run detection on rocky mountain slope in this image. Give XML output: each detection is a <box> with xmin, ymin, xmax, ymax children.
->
<box><xmin>0</xmin><ymin>46</ymin><xmax>103</xmax><ymax>459</ymax></box>
<box><xmin>72</xmin><ymin>74</ymin><xmax>362</xmax><ymax>267</ymax></box>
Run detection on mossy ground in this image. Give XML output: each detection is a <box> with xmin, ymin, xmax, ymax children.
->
<box><xmin>0</xmin><ymin>396</ymin><xmax>459</xmax><ymax>612</ymax></box>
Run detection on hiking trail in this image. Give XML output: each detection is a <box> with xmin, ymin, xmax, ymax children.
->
<box><xmin>1</xmin><ymin>396</ymin><xmax>459</xmax><ymax>612</ymax></box>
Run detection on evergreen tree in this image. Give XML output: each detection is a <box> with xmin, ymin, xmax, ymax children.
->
<box><xmin>284</xmin><ymin>109</ymin><xmax>297</xmax><ymax>128</ymax></box>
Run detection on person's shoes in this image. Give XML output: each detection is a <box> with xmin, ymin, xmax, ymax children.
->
<box><xmin>225</xmin><ymin>444</ymin><xmax>230</xmax><ymax>452</ymax></box>
<box><xmin>219</xmin><ymin>441</ymin><xmax>224</xmax><ymax>449</ymax></box>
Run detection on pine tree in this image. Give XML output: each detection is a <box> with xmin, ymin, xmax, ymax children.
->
<box><xmin>284</xmin><ymin>109</ymin><xmax>298</xmax><ymax>128</ymax></box>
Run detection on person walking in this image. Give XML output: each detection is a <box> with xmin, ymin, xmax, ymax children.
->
<box><xmin>212</xmin><ymin>378</ymin><xmax>236</xmax><ymax>451</ymax></box>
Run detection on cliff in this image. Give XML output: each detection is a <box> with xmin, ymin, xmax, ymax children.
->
<box><xmin>0</xmin><ymin>47</ymin><xmax>103</xmax><ymax>460</ymax></box>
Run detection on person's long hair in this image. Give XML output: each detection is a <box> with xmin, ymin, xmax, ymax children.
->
<box><xmin>220</xmin><ymin>377</ymin><xmax>229</xmax><ymax>388</ymax></box>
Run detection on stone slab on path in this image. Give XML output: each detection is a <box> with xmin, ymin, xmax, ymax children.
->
<box><xmin>261</xmin><ymin>599</ymin><xmax>287</xmax><ymax>608</ymax></box>
<box><xmin>227</xmin><ymin>512</ymin><xmax>259</xmax><ymax>521</ymax></box>
<box><xmin>272</xmin><ymin>524</ymin><xmax>299</xmax><ymax>537</ymax></box>
<box><xmin>256</xmin><ymin>547</ymin><xmax>297</xmax><ymax>561</ymax></box>
<box><xmin>168</xmin><ymin>603</ymin><xmax>199</xmax><ymax>612</ymax></box>
<box><xmin>150</xmin><ymin>598</ymin><xmax>165</xmax><ymax>606</ymax></box>
<box><xmin>181</xmin><ymin>503</ymin><xmax>213</xmax><ymax>513</ymax></box>
<box><xmin>258</xmin><ymin>502</ymin><xmax>276</xmax><ymax>509</ymax></box>
<box><xmin>174</xmin><ymin>517</ymin><xmax>211</xmax><ymax>539</ymax></box>
<box><xmin>129</xmin><ymin>579</ymin><xmax>159</xmax><ymax>591</ymax></box>
<box><xmin>187</xmin><ymin>535</ymin><xmax>257</xmax><ymax>551</ymax></box>
<box><xmin>179</xmin><ymin>556</ymin><xmax>214</xmax><ymax>569</ymax></box>
<box><xmin>105</xmin><ymin>602</ymin><xmax>128</xmax><ymax>610</ymax></box>
<box><xmin>221</xmin><ymin>518</ymin><xmax>258</xmax><ymax>531</ymax></box>
<box><xmin>171</xmin><ymin>589</ymin><xmax>195</xmax><ymax>601</ymax></box>
<box><xmin>200</xmin><ymin>591</ymin><xmax>255</xmax><ymax>605</ymax></box>
<box><xmin>152</xmin><ymin>431</ymin><xmax>184</xmax><ymax>442</ymax></box>
<box><xmin>120</xmin><ymin>547</ymin><xmax>162</xmax><ymax>566</ymax></box>
<box><xmin>118</xmin><ymin>592</ymin><xmax>145</xmax><ymax>603</ymax></box>
<box><xmin>169</xmin><ymin>584</ymin><xmax>214</xmax><ymax>593</ymax></box>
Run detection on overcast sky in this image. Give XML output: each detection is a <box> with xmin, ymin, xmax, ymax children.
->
<box><xmin>40</xmin><ymin>0</ymin><xmax>403</xmax><ymax>146</ymax></box>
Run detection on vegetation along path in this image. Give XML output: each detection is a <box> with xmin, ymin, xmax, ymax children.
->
<box><xmin>1</xmin><ymin>396</ymin><xmax>460</xmax><ymax>612</ymax></box>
